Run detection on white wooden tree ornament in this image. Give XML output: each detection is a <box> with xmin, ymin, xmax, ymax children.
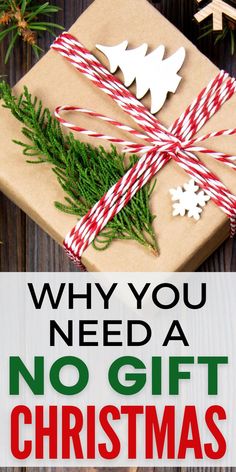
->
<box><xmin>96</xmin><ymin>41</ymin><xmax>186</xmax><ymax>114</ymax></box>
<box><xmin>195</xmin><ymin>0</ymin><xmax>236</xmax><ymax>31</ymax></box>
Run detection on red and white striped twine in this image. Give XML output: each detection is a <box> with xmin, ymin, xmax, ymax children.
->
<box><xmin>52</xmin><ymin>32</ymin><xmax>236</xmax><ymax>270</ymax></box>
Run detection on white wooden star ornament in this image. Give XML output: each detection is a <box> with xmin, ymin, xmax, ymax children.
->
<box><xmin>96</xmin><ymin>41</ymin><xmax>186</xmax><ymax>114</ymax></box>
<box><xmin>170</xmin><ymin>179</ymin><xmax>210</xmax><ymax>221</ymax></box>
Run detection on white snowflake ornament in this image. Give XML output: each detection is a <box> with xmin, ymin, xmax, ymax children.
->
<box><xmin>170</xmin><ymin>179</ymin><xmax>210</xmax><ymax>221</ymax></box>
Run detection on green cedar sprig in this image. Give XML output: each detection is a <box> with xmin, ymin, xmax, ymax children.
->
<box><xmin>0</xmin><ymin>80</ymin><xmax>159</xmax><ymax>254</ymax></box>
<box><xmin>0</xmin><ymin>0</ymin><xmax>63</xmax><ymax>63</ymax></box>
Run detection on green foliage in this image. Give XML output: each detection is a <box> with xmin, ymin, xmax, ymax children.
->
<box><xmin>198</xmin><ymin>21</ymin><xmax>236</xmax><ymax>55</ymax></box>
<box><xmin>0</xmin><ymin>80</ymin><xmax>159</xmax><ymax>254</ymax></box>
<box><xmin>0</xmin><ymin>0</ymin><xmax>63</xmax><ymax>63</ymax></box>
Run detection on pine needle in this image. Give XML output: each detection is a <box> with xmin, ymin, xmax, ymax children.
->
<box><xmin>0</xmin><ymin>80</ymin><xmax>159</xmax><ymax>255</ymax></box>
<box><xmin>198</xmin><ymin>18</ymin><xmax>236</xmax><ymax>55</ymax></box>
<box><xmin>0</xmin><ymin>0</ymin><xmax>63</xmax><ymax>63</ymax></box>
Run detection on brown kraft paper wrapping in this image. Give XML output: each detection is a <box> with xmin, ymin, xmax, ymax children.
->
<box><xmin>0</xmin><ymin>0</ymin><xmax>236</xmax><ymax>272</ymax></box>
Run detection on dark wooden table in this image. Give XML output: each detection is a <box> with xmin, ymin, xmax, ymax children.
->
<box><xmin>0</xmin><ymin>0</ymin><xmax>235</xmax><ymax>471</ymax></box>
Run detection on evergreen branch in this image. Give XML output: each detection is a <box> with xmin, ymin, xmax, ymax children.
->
<box><xmin>0</xmin><ymin>0</ymin><xmax>63</xmax><ymax>63</ymax></box>
<box><xmin>0</xmin><ymin>80</ymin><xmax>159</xmax><ymax>255</ymax></box>
<box><xmin>197</xmin><ymin>13</ymin><xmax>236</xmax><ymax>55</ymax></box>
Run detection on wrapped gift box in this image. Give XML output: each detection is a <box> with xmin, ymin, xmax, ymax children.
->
<box><xmin>0</xmin><ymin>0</ymin><xmax>236</xmax><ymax>271</ymax></box>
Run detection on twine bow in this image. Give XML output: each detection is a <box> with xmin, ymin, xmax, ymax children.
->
<box><xmin>52</xmin><ymin>32</ymin><xmax>236</xmax><ymax>269</ymax></box>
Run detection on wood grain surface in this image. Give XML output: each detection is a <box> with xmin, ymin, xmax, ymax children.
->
<box><xmin>0</xmin><ymin>0</ymin><xmax>236</xmax><ymax>471</ymax></box>
<box><xmin>195</xmin><ymin>0</ymin><xmax>236</xmax><ymax>31</ymax></box>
